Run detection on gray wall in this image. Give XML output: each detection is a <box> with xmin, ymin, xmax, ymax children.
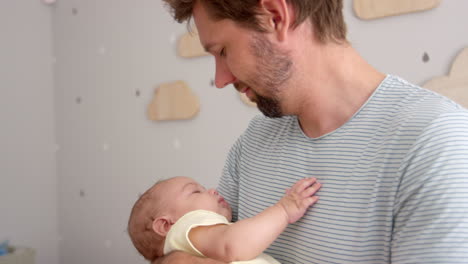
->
<box><xmin>53</xmin><ymin>1</ymin><xmax>254</xmax><ymax>263</ymax></box>
<box><xmin>1</xmin><ymin>1</ymin><xmax>468</xmax><ymax>264</ymax></box>
<box><xmin>0</xmin><ymin>1</ymin><xmax>58</xmax><ymax>264</ymax></box>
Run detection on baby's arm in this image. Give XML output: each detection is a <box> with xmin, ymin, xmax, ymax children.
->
<box><xmin>189</xmin><ymin>177</ymin><xmax>321</xmax><ymax>262</ymax></box>
<box><xmin>153</xmin><ymin>251</ymin><xmax>227</xmax><ymax>264</ymax></box>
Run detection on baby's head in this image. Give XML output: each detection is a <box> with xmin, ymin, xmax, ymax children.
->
<box><xmin>128</xmin><ymin>176</ymin><xmax>232</xmax><ymax>261</ymax></box>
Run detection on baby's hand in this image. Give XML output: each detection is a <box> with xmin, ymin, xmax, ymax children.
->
<box><xmin>277</xmin><ymin>177</ymin><xmax>321</xmax><ymax>224</ymax></box>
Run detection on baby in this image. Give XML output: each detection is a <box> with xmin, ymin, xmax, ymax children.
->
<box><xmin>128</xmin><ymin>176</ymin><xmax>321</xmax><ymax>263</ymax></box>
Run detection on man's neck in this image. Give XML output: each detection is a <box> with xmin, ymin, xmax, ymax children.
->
<box><xmin>289</xmin><ymin>43</ymin><xmax>385</xmax><ymax>138</ymax></box>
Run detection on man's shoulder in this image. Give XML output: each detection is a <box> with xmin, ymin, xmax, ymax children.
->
<box><xmin>381</xmin><ymin>75</ymin><xmax>468</xmax><ymax>125</ymax></box>
<box><xmin>246</xmin><ymin>115</ymin><xmax>296</xmax><ymax>133</ymax></box>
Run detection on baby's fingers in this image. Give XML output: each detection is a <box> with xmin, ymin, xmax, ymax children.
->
<box><xmin>291</xmin><ymin>177</ymin><xmax>317</xmax><ymax>193</ymax></box>
<box><xmin>302</xmin><ymin>196</ymin><xmax>319</xmax><ymax>208</ymax></box>
<box><xmin>302</xmin><ymin>182</ymin><xmax>322</xmax><ymax>198</ymax></box>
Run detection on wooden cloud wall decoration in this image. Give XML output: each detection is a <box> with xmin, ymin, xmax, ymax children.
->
<box><xmin>424</xmin><ymin>47</ymin><xmax>468</xmax><ymax>108</ymax></box>
<box><xmin>178</xmin><ymin>31</ymin><xmax>209</xmax><ymax>58</ymax></box>
<box><xmin>354</xmin><ymin>0</ymin><xmax>441</xmax><ymax>20</ymax></box>
<box><xmin>147</xmin><ymin>81</ymin><xmax>200</xmax><ymax>121</ymax></box>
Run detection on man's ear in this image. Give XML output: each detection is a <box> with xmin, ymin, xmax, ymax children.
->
<box><xmin>259</xmin><ymin>0</ymin><xmax>291</xmax><ymax>41</ymax></box>
<box><xmin>152</xmin><ymin>216</ymin><xmax>173</xmax><ymax>237</ymax></box>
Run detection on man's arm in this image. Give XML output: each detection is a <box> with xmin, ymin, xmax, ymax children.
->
<box><xmin>189</xmin><ymin>177</ymin><xmax>321</xmax><ymax>263</ymax></box>
<box><xmin>152</xmin><ymin>251</ymin><xmax>226</xmax><ymax>264</ymax></box>
<box><xmin>392</xmin><ymin>113</ymin><xmax>468</xmax><ymax>263</ymax></box>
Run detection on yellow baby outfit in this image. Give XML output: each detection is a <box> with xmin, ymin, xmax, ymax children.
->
<box><xmin>164</xmin><ymin>210</ymin><xmax>280</xmax><ymax>264</ymax></box>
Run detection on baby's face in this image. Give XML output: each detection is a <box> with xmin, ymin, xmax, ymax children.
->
<box><xmin>162</xmin><ymin>177</ymin><xmax>232</xmax><ymax>222</ymax></box>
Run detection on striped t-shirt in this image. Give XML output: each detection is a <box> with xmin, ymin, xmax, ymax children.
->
<box><xmin>218</xmin><ymin>75</ymin><xmax>468</xmax><ymax>264</ymax></box>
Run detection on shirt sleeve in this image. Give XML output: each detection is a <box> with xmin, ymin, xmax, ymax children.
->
<box><xmin>218</xmin><ymin>135</ymin><xmax>243</xmax><ymax>222</ymax></box>
<box><xmin>392</xmin><ymin>112</ymin><xmax>468</xmax><ymax>263</ymax></box>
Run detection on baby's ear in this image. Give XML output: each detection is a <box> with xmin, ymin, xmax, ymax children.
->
<box><xmin>152</xmin><ymin>216</ymin><xmax>173</xmax><ymax>237</ymax></box>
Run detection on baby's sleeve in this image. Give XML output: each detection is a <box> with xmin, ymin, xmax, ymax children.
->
<box><xmin>163</xmin><ymin>210</ymin><xmax>230</xmax><ymax>257</ymax></box>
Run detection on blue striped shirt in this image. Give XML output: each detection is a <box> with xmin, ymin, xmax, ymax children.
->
<box><xmin>218</xmin><ymin>75</ymin><xmax>468</xmax><ymax>264</ymax></box>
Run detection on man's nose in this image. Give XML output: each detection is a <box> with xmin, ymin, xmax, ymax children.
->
<box><xmin>214</xmin><ymin>57</ymin><xmax>236</xmax><ymax>88</ymax></box>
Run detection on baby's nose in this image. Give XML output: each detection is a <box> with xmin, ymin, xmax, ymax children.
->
<box><xmin>207</xmin><ymin>188</ymin><xmax>218</xmax><ymax>195</ymax></box>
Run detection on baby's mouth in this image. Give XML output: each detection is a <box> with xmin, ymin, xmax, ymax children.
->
<box><xmin>218</xmin><ymin>196</ymin><xmax>227</xmax><ymax>206</ymax></box>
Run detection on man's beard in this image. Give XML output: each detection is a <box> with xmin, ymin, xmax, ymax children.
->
<box><xmin>245</xmin><ymin>33</ymin><xmax>293</xmax><ymax>118</ymax></box>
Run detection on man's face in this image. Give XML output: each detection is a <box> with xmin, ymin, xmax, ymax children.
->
<box><xmin>193</xmin><ymin>2</ymin><xmax>293</xmax><ymax>118</ymax></box>
<box><xmin>162</xmin><ymin>177</ymin><xmax>232</xmax><ymax>222</ymax></box>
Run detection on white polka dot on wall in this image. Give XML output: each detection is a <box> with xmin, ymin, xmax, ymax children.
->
<box><xmin>42</xmin><ymin>0</ymin><xmax>56</xmax><ymax>5</ymax></box>
<box><xmin>173</xmin><ymin>138</ymin><xmax>181</xmax><ymax>150</ymax></box>
<box><xmin>105</xmin><ymin>240</ymin><xmax>112</xmax><ymax>249</ymax></box>
<box><xmin>102</xmin><ymin>143</ymin><xmax>110</xmax><ymax>151</ymax></box>
<box><xmin>169</xmin><ymin>33</ymin><xmax>177</xmax><ymax>44</ymax></box>
<box><xmin>54</xmin><ymin>144</ymin><xmax>61</xmax><ymax>153</ymax></box>
<box><xmin>98</xmin><ymin>46</ymin><xmax>107</xmax><ymax>55</ymax></box>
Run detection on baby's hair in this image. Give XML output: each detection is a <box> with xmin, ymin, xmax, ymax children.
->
<box><xmin>127</xmin><ymin>179</ymin><xmax>170</xmax><ymax>261</ymax></box>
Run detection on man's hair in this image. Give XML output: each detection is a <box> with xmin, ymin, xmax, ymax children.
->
<box><xmin>127</xmin><ymin>180</ymin><xmax>167</xmax><ymax>261</ymax></box>
<box><xmin>162</xmin><ymin>0</ymin><xmax>346</xmax><ymax>43</ymax></box>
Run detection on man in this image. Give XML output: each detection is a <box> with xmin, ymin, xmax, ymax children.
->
<box><xmin>156</xmin><ymin>0</ymin><xmax>468</xmax><ymax>263</ymax></box>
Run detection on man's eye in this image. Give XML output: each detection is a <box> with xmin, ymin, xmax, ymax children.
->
<box><xmin>193</xmin><ymin>190</ymin><xmax>201</xmax><ymax>194</ymax></box>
